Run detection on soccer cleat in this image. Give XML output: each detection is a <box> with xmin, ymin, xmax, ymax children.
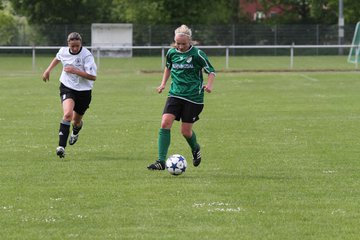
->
<box><xmin>147</xmin><ymin>160</ymin><xmax>165</xmax><ymax>170</ymax></box>
<box><xmin>69</xmin><ymin>133</ymin><xmax>79</xmax><ymax>145</ymax></box>
<box><xmin>69</xmin><ymin>122</ymin><xmax>82</xmax><ymax>145</ymax></box>
<box><xmin>192</xmin><ymin>145</ymin><xmax>201</xmax><ymax>167</ymax></box>
<box><xmin>56</xmin><ymin>146</ymin><xmax>65</xmax><ymax>158</ymax></box>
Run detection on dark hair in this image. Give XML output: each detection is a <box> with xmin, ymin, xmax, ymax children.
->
<box><xmin>67</xmin><ymin>32</ymin><xmax>82</xmax><ymax>42</ymax></box>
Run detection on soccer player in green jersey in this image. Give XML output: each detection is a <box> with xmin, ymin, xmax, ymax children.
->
<box><xmin>147</xmin><ymin>24</ymin><xmax>216</xmax><ymax>170</ymax></box>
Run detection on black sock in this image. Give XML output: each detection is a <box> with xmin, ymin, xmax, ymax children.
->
<box><xmin>59</xmin><ymin>120</ymin><xmax>70</xmax><ymax>147</ymax></box>
<box><xmin>72</xmin><ymin>121</ymin><xmax>83</xmax><ymax>135</ymax></box>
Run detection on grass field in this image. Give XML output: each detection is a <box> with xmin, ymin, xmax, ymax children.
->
<box><xmin>1</xmin><ymin>56</ymin><xmax>360</xmax><ymax>239</ymax></box>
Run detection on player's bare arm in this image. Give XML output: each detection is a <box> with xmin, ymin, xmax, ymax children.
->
<box><xmin>42</xmin><ymin>58</ymin><xmax>60</xmax><ymax>82</ymax></box>
<box><xmin>157</xmin><ymin>67</ymin><xmax>170</xmax><ymax>93</ymax></box>
<box><xmin>203</xmin><ymin>72</ymin><xmax>215</xmax><ymax>93</ymax></box>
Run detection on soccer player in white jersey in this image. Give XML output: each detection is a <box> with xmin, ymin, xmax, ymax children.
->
<box><xmin>42</xmin><ymin>32</ymin><xmax>97</xmax><ymax>158</ymax></box>
<box><xmin>147</xmin><ymin>25</ymin><xmax>216</xmax><ymax>170</ymax></box>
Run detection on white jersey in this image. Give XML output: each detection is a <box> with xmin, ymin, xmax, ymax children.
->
<box><xmin>56</xmin><ymin>47</ymin><xmax>97</xmax><ymax>91</ymax></box>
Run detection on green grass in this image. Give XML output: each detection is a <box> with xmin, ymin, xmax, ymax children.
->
<box><xmin>1</xmin><ymin>56</ymin><xmax>360</xmax><ymax>239</ymax></box>
<box><xmin>0</xmin><ymin>54</ymin><xmax>358</xmax><ymax>72</ymax></box>
<box><xmin>78</xmin><ymin>55</ymin><xmax>360</xmax><ymax>71</ymax></box>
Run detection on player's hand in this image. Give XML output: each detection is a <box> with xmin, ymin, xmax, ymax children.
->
<box><xmin>64</xmin><ymin>65</ymin><xmax>77</xmax><ymax>74</ymax></box>
<box><xmin>42</xmin><ymin>71</ymin><xmax>50</xmax><ymax>82</ymax></box>
<box><xmin>157</xmin><ymin>84</ymin><xmax>165</xmax><ymax>93</ymax></box>
<box><xmin>203</xmin><ymin>85</ymin><xmax>213</xmax><ymax>93</ymax></box>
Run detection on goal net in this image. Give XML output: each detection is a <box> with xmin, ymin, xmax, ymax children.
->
<box><xmin>91</xmin><ymin>23</ymin><xmax>133</xmax><ymax>57</ymax></box>
<box><xmin>348</xmin><ymin>22</ymin><xmax>360</xmax><ymax>63</ymax></box>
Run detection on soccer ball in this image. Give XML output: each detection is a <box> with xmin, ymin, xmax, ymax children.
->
<box><xmin>165</xmin><ymin>154</ymin><xmax>187</xmax><ymax>175</ymax></box>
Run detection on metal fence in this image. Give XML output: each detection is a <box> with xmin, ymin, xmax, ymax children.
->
<box><xmin>1</xmin><ymin>44</ymin><xmax>357</xmax><ymax>71</ymax></box>
<box><xmin>4</xmin><ymin>24</ymin><xmax>358</xmax><ymax>47</ymax></box>
<box><xmin>1</xmin><ymin>22</ymin><xmax>358</xmax><ymax>71</ymax></box>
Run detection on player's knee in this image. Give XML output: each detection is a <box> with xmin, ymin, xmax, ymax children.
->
<box><xmin>63</xmin><ymin>112</ymin><xmax>73</xmax><ymax>122</ymax></box>
<box><xmin>161</xmin><ymin>119</ymin><xmax>172</xmax><ymax>129</ymax></box>
<box><xmin>161</xmin><ymin>123</ymin><xmax>171</xmax><ymax>129</ymax></box>
<box><xmin>181</xmin><ymin>129</ymin><xmax>192</xmax><ymax>138</ymax></box>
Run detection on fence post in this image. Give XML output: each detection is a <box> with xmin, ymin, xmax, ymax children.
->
<box><xmin>96</xmin><ymin>47</ymin><xmax>100</xmax><ymax>69</ymax></box>
<box><xmin>226</xmin><ymin>47</ymin><xmax>229</xmax><ymax>69</ymax></box>
<box><xmin>32</xmin><ymin>46</ymin><xmax>36</xmax><ymax>71</ymax></box>
<box><xmin>273</xmin><ymin>25</ymin><xmax>277</xmax><ymax>56</ymax></box>
<box><xmin>290</xmin><ymin>43</ymin><xmax>294</xmax><ymax>70</ymax></box>
<box><xmin>161</xmin><ymin>47</ymin><xmax>165</xmax><ymax>69</ymax></box>
<box><xmin>316</xmin><ymin>24</ymin><xmax>319</xmax><ymax>55</ymax></box>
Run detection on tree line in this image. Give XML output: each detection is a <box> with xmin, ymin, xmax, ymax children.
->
<box><xmin>1</xmin><ymin>0</ymin><xmax>360</xmax><ymax>45</ymax></box>
<box><xmin>4</xmin><ymin>0</ymin><xmax>360</xmax><ymax>25</ymax></box>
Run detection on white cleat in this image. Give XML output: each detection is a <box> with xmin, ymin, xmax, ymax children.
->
<box><xmin>69</xmin><ymin>133</ymin><xmax>79</xmax><ymax>145</ymax></box>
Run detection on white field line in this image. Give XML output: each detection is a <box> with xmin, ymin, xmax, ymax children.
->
<box><xmin>299</xmin><ymin>74</ymin><xmax>319</xmax><ymax>82</ymax></box>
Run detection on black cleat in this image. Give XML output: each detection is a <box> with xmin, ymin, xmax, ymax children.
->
<box><xmin>192</xmin><ymin>145</ymin><xmax>201</xmax><ymax>167</ymax></box>
<box><xmin>147</xmin><ymin>160</ymin><xmax>165</xmax><ymax>170</ymax></box>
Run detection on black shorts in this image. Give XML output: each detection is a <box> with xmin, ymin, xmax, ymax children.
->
<box><xmin>59</xmin><ymin>83</ymin><xmax>92</xmax><ymax>115</ymax></box>
<box><xmin>163</xmin><ymin>97</ymin><xmax>204</xmax><ymax>123</ymax></box>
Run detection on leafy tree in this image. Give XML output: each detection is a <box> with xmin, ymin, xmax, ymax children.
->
<box><xmin>8</xmin><ymin>0</ymin><xmax>114</xmax><ymax>24</ymax></box>
<box><xmin>110</xmin><ymin>0</ymin><xmax>239</xmax><ymax>25</ymax></box>
<box><xmin>257</xmin><ymin>0</ymin><xmax>312</xmax><ymax>23</ymax></box>
<box><xmin>256</xmin><ymin>0</ymin><xmax>360</xmax><ymax>25</ymax></box>
<box><xmin>309</xmin><ymin>0</ymin><xmax>337</xmax><ymax>24</ymax></box>
<box><xmin>338</xmin><ymin>0</ymin><xmax>360</xmax><ymax>24</ymax></box>
<box><xmin>110</xmin><ymin>0</ymin><xmax>168</xmax><ymax>24</ymax></box>
<box><xmin>161</xmin><ymin>0</ymin><xmax>236</xmax><ymax>25</ymax></box>
<box><xmin>7</xmin><ymin>0</ymin><xmax>360</xmax><ymax>26</ymax></box>
<box><xmin>7</xmin><ymin>0</ymin><xmax>117</xmax><ymax>44</ymax></box>
<box><xmin>0</xmin><ymin>11</ymin><xmax>18</xmax><ymax>44</ymax></box>
<box><xmin>0</xmin><ymin>0</ymin><xmax>26</xmax><ymax>45</ymax></box>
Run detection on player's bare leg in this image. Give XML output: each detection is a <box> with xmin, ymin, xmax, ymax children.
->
<box><xmin>182</xmin><ymin>122</ymin><xmax>201</xmax><ymax>167</ymax></box>
<box><xmin>147</xmin><ymin>114</ymin><xmax>175</xmax><ymax>170</ymax></box>
<box><xmin>69</xmin><ymin>112</ymin><xmax>83</xmax><ymax>145</ymax></box>
<box><xmin>56</xmin><ymin>99</ymin><xmax>75</xmax><ymax>158</ymax></box>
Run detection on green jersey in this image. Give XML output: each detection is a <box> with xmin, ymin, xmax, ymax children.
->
<box><xmin>166</xmin><ymin>46</ymin><xmax>215</xmax><ymax>104</ymax></box>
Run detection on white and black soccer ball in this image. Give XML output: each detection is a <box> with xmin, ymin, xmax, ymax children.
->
<box><xmin>166</xmin><ymin>154</ymin><xmax>187</xmax><ymax>175</ymax></box>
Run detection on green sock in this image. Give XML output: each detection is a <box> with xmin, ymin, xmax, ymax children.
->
<box><xmin>158</xmin><ymin>128</ymin><xmax>170</xmax><ymax>161</ymax></box>
<box><xmin>185</xmin><ymin>130</ymin><xmax>199</xmax><ymax>151</ymax></box>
